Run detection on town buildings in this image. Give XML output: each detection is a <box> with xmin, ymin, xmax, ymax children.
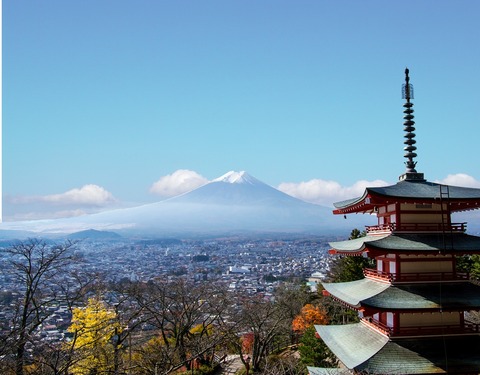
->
<box><xmin>0</xmin><ymin>237</ymin><xmax>332</xmax><ymax>346</ymax></box>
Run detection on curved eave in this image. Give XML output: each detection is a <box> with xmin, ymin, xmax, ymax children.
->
<box><xmin>333</xmin><ymin>181</ymin><xmax>480</xmax><ymax>215</ymax></box>
<box><xmin>334</xmin><ymin>197</ymin><xmax>480</xmax><ymax>215</ymax></box>
<box><xmin>322</xmin><ymin>278</ymin><xmax>391</xmax><ymax>307</ymax></box>
<box><xmin>332</xmin><ymin>191</ymin><xmax>373</xmax><ymax>215</ymax></box>
<box><xmin>363</xmin><ymin>336</ymin><xmax>480</xmax><ymax>374</ymax></box>
<box><xmin>362</xmin><ymin>282</ymin><xmax>480</xmax><ymax>311</ymax></box>
<box><xmin>365</xmin><ymin>233</ymin><xmax>480</xmax><ymax>254</ymax></box>
<box><xmin>307</xmin><ymin>367</ymin><xmax>350</xmax><ymax>375</ymax></box>
<box><xmin>329</xmin><ymin>234</ymin><xmax>390</xmax><ymax>255</ymax></box>
<box><xmin>316</xmin><ymin>325</ymin><xmax>480</xmax><ymax>373</ymax></box>
<box><xmin>322</xmin><ymin>279</ymin><xmax>480</xmax><ymax>312</ymax></box>
<box><xmin>448</xmin><ymin>199</ymin><xmax>480</xmax><ymax>213</ymax></box>
<box><xmin>331</xmin><ymin>233</ymin><xmax>480</xmax><ymax>255</ymax></box>
<box><xmin>315</xmin><ymin>323</ymin><xmax>389</xmax><ymax>370</ymax></box>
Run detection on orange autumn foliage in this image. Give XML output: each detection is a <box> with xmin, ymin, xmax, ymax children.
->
<box><xmin>242</xmin><ymin>332</ymin><xmax>254</xmax><ymax>354</ymax></box>
<box><xmin>292</xmin><ymin>304</ymin><xmax>328</xmax><ymax>333</ymax></box>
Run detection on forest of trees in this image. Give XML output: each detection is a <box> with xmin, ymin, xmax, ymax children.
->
<box><xmin>1</xmin><ymin>233</ymin><xmax>479</xmax><ymax>375</ymax></box>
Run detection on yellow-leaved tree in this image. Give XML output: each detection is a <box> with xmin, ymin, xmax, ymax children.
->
<box><xmin>68</xmin><ymin>298</ymin><xmax>121</xmax><ymax>375</ymax></box>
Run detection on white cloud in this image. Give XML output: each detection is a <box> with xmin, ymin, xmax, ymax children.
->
<box><xmin>10</xmin><ymin>184</ymin><xmax>117</xmax><ymax>206</ymax></box>
<box><xmin>435</xmin><ymin>173</ymin><xmax>480</xmax><ymax>188</ymax></box>
<box><xmin>41</xmin><ymin>184</ymin><xmax>117</xmax><ymax>206</ymax></box>
<box><xmin>149</xmin><ymin>170</ymin><xmax>392</xmax><ymax>206</ymax></box>
<box><xmin>277</xmin><ymin>178</ymin><xmax>389</xmax><ymax>207</ymax></box>
<box><xmin>8</xmin><ymin>171</ymin><xmax>478</xmax><ymax>223</ymax></box>
<box><xmin>5</xmin><ymin>209</ymin><xmax>88</xmax><ymax>222</ymax></box>
<box><xmin>149</xmin><ymin>169</ymin><xmax>209</xmax><ymax>197</ymax></box>
<box><xmin>279</xmin><ymin>173</ymin><xmax>480</xmax><ymax>206</ymax></box>
<box><xmin>4</xmin><ymin>185</ymin><xmax>118</xmax><ymax>221</ymax></box>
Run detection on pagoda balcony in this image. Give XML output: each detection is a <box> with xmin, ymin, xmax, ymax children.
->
<box><xmin>361</xmin><ymin>317</ymin><xmax>392</xmax><ymax>336</ymax></box>
<box><xmin>362</xmin><ymin>317</ymin><xmax>480</xmax><ymax>337</ymax></box>
<box><xmin>365</xmin><ymin>222</ymin><xmax>467</xmax><ymax>234</ymax></box>
<box><xmin>363</xmin><ymin>268</ymin><xmax>393</xmax><ymax>282</ymax></box>
<box><xmin>364</xmin><ymin>268</ymin><xmax>469</xmax><ymax>283</ymax></box>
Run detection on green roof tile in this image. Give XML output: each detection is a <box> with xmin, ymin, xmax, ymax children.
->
<box><xmin>368</xmin><ymin>180</ymin><xmax>480</xmax><ymax>200</ymax></box>
<box><xmin>322</xmin><ymin>278</ymin><xmax>390</xmax><ymax>307</ymax></box>
<box><xmin>316</xmin><ymin>323</ymin><xmax>480</xmax><ymax>374</ymax></box>
<box><xmin>328</xmin><ymin>234</ymin><xmax>390</xmax><ymax>253</ymax></box>
<box><xmin>307</xmin><ymin>367</ymin><xmax>351</xmax><ymax>375</ymax></box>
<box><xmin>329</xmin><ymin>233</ymin><xmax>480</xmax><ymax>254</ymax></box>
<box><xmin>323</xmin><ymin>279</ymin><xmax>480</xmax><ymax>310</ymax></box>
<box><xmin>334</xmin><ymin>180</ymin><xmax>480</xmax><ymax>209</ymax></box>
<box><xmin>315</xmin><ymin>323</ymin><xmax>389</xmax><ymax>369</ymax></box>
<box><xmin>363</xmin><ymin>282</ymin><xmax>480</xmax><ymax>310</ymax></box>
<box><xmin>366</xmin><ymin>336</ymin><xmax>480</xmax><ymax>374</ymax></box>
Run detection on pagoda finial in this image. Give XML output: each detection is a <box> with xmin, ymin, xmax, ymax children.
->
<box><xmin>399</xmin><ymin>68</ymin><xmax>425</xmax><ymax>181</ymax></box>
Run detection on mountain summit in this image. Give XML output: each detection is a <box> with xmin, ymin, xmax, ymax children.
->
<box><xmin>0</xmin><ymin>171</ymin><xmax>372</xmax><ymax>238</ymax></box>
<box><xmin>212</xmin><ymin>171</ymin><xmax>261</xmax><ymax>184</ymax></box>
<box><xmin>171</xmin><ymin>170</ymin><xmax>306</xmax><ymax>207</ymax></box>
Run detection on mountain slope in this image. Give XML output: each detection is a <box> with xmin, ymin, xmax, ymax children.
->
<box><xmin>171</xmin><ymin>171</ymin><xmax>316</xmax><ymax>206</ymax></box>
<box><xmin>0</xmin><ymin>171</ymin><xmax>373</xmax><ymax>237</ymax></box>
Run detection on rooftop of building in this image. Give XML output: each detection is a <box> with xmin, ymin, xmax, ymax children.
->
<box><xmin>323</xmin><ymin>278</ymin><xmax>480</xmax><ymax>310</ymax></box>
<box><xmin>334</xmin><ymin>180</ymin><xmax>480</xmax><ymax>214</ymax></box>
<box><xmin>315</xmin><ymin>322</ymin><xmax>480</xmax><ymax>374</ymax></box>
<box><xmin>329</xmin><ymin>232</ymin><xmax>480</xmax><ymax>255</ymax></box>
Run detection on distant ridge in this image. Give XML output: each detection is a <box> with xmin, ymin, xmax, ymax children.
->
<box><xmin>0</xmin><ymin>171</ymin><xmax>374</xmax><ymax>238</ymax></box>
<box><xmin>67</xmin><ymin>229</ymin><xmax>122</xmax><ymax>241</ymax></box>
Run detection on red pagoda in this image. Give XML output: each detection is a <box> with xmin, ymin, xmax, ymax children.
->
<box><xmin>309</xmin><ymin>69</ymin><xmax>480</xmax><ymax>374</ymax></box>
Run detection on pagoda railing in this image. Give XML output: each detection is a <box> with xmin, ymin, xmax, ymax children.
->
<box><xmin>365</xmin><ymin>222</ymin><xmax>467</xmax><ymax>234</ymax></box>
<box><xmin>362</xmin><ymin>317</ymin><xmax>480</xmax><ymax>337</ymax></box>
<box><xmin>394</xmin><ymin>322</ymin><xmax>480</xmax><ymax>337</ymax></box>
<box><xmin>365</xmin><ymin>223</ymin><xmax>395</xmax><ymax>234</ymax></box>
<box><xmin>393</xmin><ymin>271</ymin><xmax>469</xmax><ymax>282</ymax></box>
<box><xmin>364</xmin><ymin>268</ymin><xmax>469</xmax><ymax>282</ymax></box>
<box><xmin>361</xmin><ymin>318</ymin><xmax>392</xmax><ymax>335</ymax></box>
<box><xmin>363</xmin><ymin>268</ymin><xmax>392</xmax><ymax>282</ymax></box>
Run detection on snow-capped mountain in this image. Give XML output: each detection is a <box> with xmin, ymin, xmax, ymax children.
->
<box><xmin>212</xmin><ymin>171</ymin><xmax>259</xmax><ymax>184</ymax></box>
<box><xmin>0</xmin><ymin>171</ymin><xmax>373</xmax><ymax>238</ymax></box>
<box><xmin>172</xmin><ymin>171</ymin><xmax>315</xmax><ymax>206</ymax></box>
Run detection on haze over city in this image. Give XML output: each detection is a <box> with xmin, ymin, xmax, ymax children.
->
<box><xmin>4</xmin><ymin>1</ymin><xmax>480</xmax><ymax>222</ymax></box>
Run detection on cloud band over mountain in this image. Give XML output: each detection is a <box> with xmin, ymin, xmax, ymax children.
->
<box><xmin>3</xmin><ymin>170</ymin><xmax>480</xmax><ymax>221</ymax></box>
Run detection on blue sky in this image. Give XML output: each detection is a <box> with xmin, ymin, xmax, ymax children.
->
<box><xmin>4</xmin><ymin>1</ymin><xmax>480</xmax><ymax>220</ymax></box>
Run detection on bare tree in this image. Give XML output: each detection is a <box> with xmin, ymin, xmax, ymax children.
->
<box><xmin>106</xmin><ymin>280</ymin><xmax>152</xmax><ymax>375</ymax></box>
<box><xmin>229</xmin><ymin>293</ymin><xmax>292</xmax><ymax>373</ymax></box>
<box><xmin>0</xmin><ymin>239</ymin><xmax>76</xmax><ymax>375</ymax></box>
<box><xmin>260</xmin><ymin>354</ymin><xmax>306</xmax><ymax>375</ymax></box>
<box><xmin>128</xmin><ymin>278</ymin><xmax>231</xmax><ymax>374</ymax></box>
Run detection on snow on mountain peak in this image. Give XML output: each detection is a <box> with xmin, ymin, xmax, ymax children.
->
<box><xmin>212</xmin><ymin>171</ymin><xmax>259</xmax><ymax>185</ymax></box>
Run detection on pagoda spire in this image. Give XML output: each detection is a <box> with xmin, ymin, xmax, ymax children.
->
<box><xmin>399</xmin><ymin>68</ymin><xmax>424</xmax><ymax>181</ymax></box>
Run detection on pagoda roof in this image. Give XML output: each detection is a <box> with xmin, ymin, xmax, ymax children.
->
<box><xmin>322</xmin><ymin>278</ymin><xmax>390</xmax><ymax>307</ymax></box>
<box><xmin>316</xmin><ymin>323</ymin><xmax>480</xmax><ymax>373</ymax></box>
<box><xmin>333</xmin><ymin>180</ymin><xmax>480</xmax><ymax>214</ymax></box>
<box><xmin>307</xmin><ymin>367</ymin><xmax>350</xmax><ymax>375</ymax></box>
<box><xmin>315</xmin><ymin>323</ymin><xmax>389</xmax><ymax>369</ymax></box>
<box><xmin>323</xmin><ymin>278</ymin><xmax>480</xmax><ymax>310</ymax></box>
<box><xmin>367</xmin><ymin>335</ymin><xmax>480</xmax><ymax>374</ymax></box>
<box><xmin>329</xmin><ymin>233</ymin><xmax>480</xmax><ymax>255</ymax></box>
<box><xmin>362</xmin><ymin>282</ymin><xmax>480</xmax><ymax>310</ymax></box>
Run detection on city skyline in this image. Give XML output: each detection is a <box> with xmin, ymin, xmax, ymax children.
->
<box><xmin>4</xmin><ymin>1</ymin><xmax>480</xmax><ymax>221</ymax></box>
